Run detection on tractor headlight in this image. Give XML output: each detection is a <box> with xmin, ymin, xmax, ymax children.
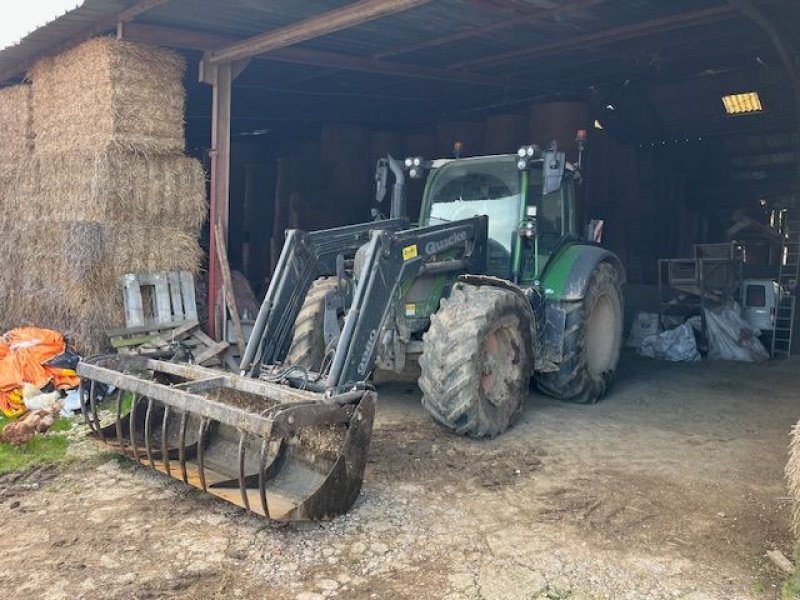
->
<box><xmin>518</xmin><ymin>145</ymin><xmax>538</xmax><ymax>159</ymax></box>
<box><xmin>405</xmin><ymin>157</ymin><xmax>426</xmax><ymax>178</ymax></box>
<box><xmin>517</xmin><ymin>146</ymin><xmax>539</xmax><ymax>167</ymax></box>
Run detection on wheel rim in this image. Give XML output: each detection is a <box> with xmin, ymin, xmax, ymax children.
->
<box><xmin>481</xmin><ymin>324</ymin><xmax>521</xmax><ymax>407</ymax></box>
<box><xmin>585</xmin><ymin>294</ymin><xmax>617</xmax><ymax>376</ymax></box>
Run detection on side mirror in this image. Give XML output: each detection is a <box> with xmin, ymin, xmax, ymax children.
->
<box><xmin>375</xmin><ymin>158</ymin><xmax>389</xmax><ymax>204</ymax></box>
<box><xmin>543</xmin><ymin>148</ymin><xmax>566</xmax><ymax>195</ymax></box>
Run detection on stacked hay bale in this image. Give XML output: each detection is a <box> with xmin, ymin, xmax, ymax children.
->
<box><xmin>0</xmin><ymin>85</ymin><xmax>34</xmax><ymax>174</ymax></box>
<box><xmin>0</xmin><ymin>84</ymin><xmax>36</xmax><ymax>329</ymax></box>
<box><xmin>0</xmin><ymin>37</ymin><xmax>206</xmax><ymax>352</ymax></box>
<box><xmin>787</xmin><ymin>422</ymin><xmax>800</xmax><ymax>538</ymax></box>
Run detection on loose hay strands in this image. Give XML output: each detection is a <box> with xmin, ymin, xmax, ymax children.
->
<box><xmin>0</xmin><ymin>84</ymin><xmax>34</xmax><ymax>174</ymax></box>
<box><xmin>29</xmin><ymin>37</ymin><xmax>186</xmax><ymax>155</ymax></box>
<box><xmin>787</xmin><ymin>421</ymin><xmax>800</xmax><ymax>537</ymax></box>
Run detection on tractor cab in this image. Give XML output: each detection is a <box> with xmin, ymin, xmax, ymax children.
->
<box><xmin>414</xmin><ymin>149</ymin><xmax>580</xmax><ymax>284</ymax></box>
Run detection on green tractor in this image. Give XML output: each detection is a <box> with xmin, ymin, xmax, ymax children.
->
<box><xmin>77</xmin><ymin>133</ymin><xmax>625</xmax><ymax>521</ymax></box>
<box><xmin>286</xmin><ymin>134</ymin><xmax>625</xmax><ymax>438</ymax></box>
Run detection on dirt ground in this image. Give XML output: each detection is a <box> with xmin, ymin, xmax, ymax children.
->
<box><xmin>0</xmin><ymin>354</ymin><xmax>798</xmax><ymax>599</ymax></box>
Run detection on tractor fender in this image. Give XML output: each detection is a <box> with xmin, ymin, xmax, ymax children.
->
<box><xmin>457</xmin><ymin>274</ymin><xmax>538</xmax><ymax>349</ymax></box>
<box><xmin>540</xmin><ymin>244</ymin><xmax>625</xmax><ymax>302</ymax></box>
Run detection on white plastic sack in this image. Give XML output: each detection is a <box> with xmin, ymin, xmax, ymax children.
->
<box><xmin>62</xmin><ymin>389</ymin><xmax>81</xmax><ymax>416</ymax></box>
<box><xmin>640</xmin><ymin>323</ymin><xmax>701</xmax><ymax>362</ymax></box>
<box><xmin>704</xmin><ymin>301</ymin><xmax>769</xmax><ymax>362</ymax></box>
<box><xmin>626</xmin><ymin>312</ymin><xmax>659</xmax><ymax>348</ymax></box>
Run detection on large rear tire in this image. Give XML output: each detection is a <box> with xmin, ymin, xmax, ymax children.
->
<box><xmin>537</xmin><ymin>262</ymin><xmax>623</xmax><ymax>404</ymax></box>
<box><xmin>418</xmin><ymin>284</ymin><xmax>532</xmax><ymax>439</ymax></box>
<box><xmin>286</xmin><ymin>277</ymin><xmax>339</xmax><ymax>370</ymax></box>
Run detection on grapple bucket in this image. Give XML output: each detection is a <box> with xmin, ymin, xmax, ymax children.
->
<box><xmin>76</xmin><ymin>356</ymin><xmax>375</xmax><ymax>521</ymax></box>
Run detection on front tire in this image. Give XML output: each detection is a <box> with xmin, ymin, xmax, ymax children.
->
<box><xmin>418</xmin><ymin>284</ymin><xmax>532</xmax><ymax>438</ymax></box>
<box><xmin>286</xmin><ymin>277</ymin><xmax>339</xmax><ymax>370</ymax></box>
<box><xmin>537</xmin><ymin>262</ymin><xmax>623</xmax><ymax>404</ymax></box>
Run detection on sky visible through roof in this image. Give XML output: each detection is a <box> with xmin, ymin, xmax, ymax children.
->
<box><xmin>0</xmin><ymin>1</ymin><xmax>83</xmax><ymax>50</ymax></box>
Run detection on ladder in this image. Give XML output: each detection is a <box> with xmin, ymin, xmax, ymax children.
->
<box><xmin>772</xmin><ymin>208</ymin><xmax>800</xmax><ymax>358</ymax></box>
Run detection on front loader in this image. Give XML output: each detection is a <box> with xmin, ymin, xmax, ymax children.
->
<box><xmin>77</xmin><ymin>132</ymin><xmax>625</xmax><ymax>521</ymax></box>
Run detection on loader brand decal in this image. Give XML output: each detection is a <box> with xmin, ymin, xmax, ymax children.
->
<box><xmin>358</xmin><ymin>329</ymin><xmax>378</xmax><ymax>375</ymax></box>
<box><xmin>402</xmin><ymin>244</ymin><xmax>418</xmax><ymax>261</ymax></box>
<box><xmin>425</xmin><ymin>231</ymin><xmax>468</xmax><ymax>256</ymax></box>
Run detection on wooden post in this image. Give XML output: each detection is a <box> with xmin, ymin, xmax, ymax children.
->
<box><xmin>215</xmin><ymin>222</ymin><xmax>247</xmax><ymax>356</ymax></box>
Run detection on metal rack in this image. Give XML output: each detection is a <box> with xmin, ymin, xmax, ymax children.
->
<box><xmin>658</xmin><ymin>243</ymin><xmax>744</xmax><ymax>342</ymax></box>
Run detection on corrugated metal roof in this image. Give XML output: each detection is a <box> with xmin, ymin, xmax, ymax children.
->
<box><xmin>0</xmin><ymin>0</ymin><xmax>133</xmax><ymax>82</ymax></box>
<box><xmin>0</xmin><ymin>2</ymin><xmax>83</xmax><ymax>50</ymax></box>
<box><xmin>0</xmin><ymin>0</ymin><xmax>751</xmax><ymax>84</ymax></box>
<box><xmin>0</xmin><ymin>0</ymin><xmax>796</xmax><ymax>140</ymax></box>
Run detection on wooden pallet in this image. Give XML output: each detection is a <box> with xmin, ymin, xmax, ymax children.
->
<box><xmin>107</xmin><ymin>319</ymin><xmax>229</xmax><ymax>368</ymax></box>
<box><xmin>110</xmin><ymin>271</ymin><xmax>228</xmax><ymax>368</ymax></box>
<box><xmin>122</xmin><ymin>271</ymin><xmax>197</xmax><ymax>328</ymax></box>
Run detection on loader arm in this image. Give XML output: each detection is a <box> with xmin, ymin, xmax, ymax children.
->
<box><xmin>241</xmin><ymin>218</ymin><xmax>409</xmax><ymax>376</ymax></box>
<box><xmin>327</xmin><ymin>216</ymin><xmax>488</xmax><ymax>390</ymax></box>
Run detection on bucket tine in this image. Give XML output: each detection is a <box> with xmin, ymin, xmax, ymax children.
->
<box><xmin>144</xmin><ymin>397</ymin><xmax>155</xmax><ymax>469</ymax></box>
<box><xmin>238</xmin><ymin>431</ymin><xmax>250</xmax><ymax>512</ymax></box>
<box><xmin>161</xmin><ymin>405</ymin><xmax>172</xmax><ymax>477</ymax></box>
<box><xmin>77</xmin><ymin>356</ymin><xmax>376</xmax><ymax>522</ymax></box>
<box><xmin>178</xmin><ymin>411</ymin><xmax>188</xmax><ymax>484</ymax></box>
<box><xmin>258</xmin><ymin>439</ymin><xmax>270</xmax><ymax>518</ymax></box>
<box><xmin>114</xmin><ymin>389</ymin><xmax>125</xmax><ymax>453</ymax></box>
<box><xmin>79</xmin><ymin>381</ymin><xmax>94</xmax><ymax>433</ymax></box>
<box><xmin>89</xmin><ymin>380</ymin><xmax>104</xmax><ymax>441</ymax></box>
<box><xmin>197</xmin><ymin>418</ymin><xmax>208</xmax><ymax>492</ymax></box>
<box><xmin>129</xmin><ymin>393</ymin><xmax>140</xmax><ymax>462</ymax></box>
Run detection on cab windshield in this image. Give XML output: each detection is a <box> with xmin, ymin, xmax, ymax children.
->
<box><xmin>425</xmin><ymin>157</ymin><xmax>521</xmax><ymax>277</ymax></box>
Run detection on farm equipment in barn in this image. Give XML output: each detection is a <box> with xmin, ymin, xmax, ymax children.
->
<box><xmin>77</xmin><ymin>132</ymin><xmax>625</xmax><ymax>521</ymax></box>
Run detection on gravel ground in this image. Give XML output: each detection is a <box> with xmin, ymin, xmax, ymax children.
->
<box><xmin>0</xmin><ymin>355</ymin><xmax>797</xmax><ymax>599</ymax></box>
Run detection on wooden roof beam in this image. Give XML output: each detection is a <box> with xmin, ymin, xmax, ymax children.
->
<box><xmin>115</xmin><ymin>0</ymin><xmax>171</xmax><ymax>38</ymax></box>
<box><xmin>208</xmin><ymin>0</ymin><xmax>431</xmax><ymax>65</ymax></box>
<box><xmin>266</xmin><ymin>46</ymin><xmax>557</xmax><ymax>92</ymax></box>
<box><xmin>462</xmin><ymin>0</ymin><xmax>541</xmax><ymax>16</ymax></box>
<box><xmin>448</xmin><ymin>3</ymin><xmax>745</xmax><ymax>70</ymax></box>
<box><xmin>117</xmin><ymin>0</ymin><xmax>171</xmax><ymax>23</ymax></box>
<box><xmin>121</xmin><ymin>23</ymin><xmax>550</xmax><ymax>92</ymax></box>
<box><xmin>122</xmin><ymin>22</ymin><xmax>232</xmax><ymax>51</ymax></box>
<box><xmin>375</xmin><ymin>0</ymin><xmax>603</xmax><ymax>60</ymax></box>
<box><xmin>728</xmin><ymin>0</ymin><xmax>799</xmax><ymax>87</ymax></box>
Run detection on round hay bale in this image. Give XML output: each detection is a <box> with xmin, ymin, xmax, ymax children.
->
<box><xmin>402</xmin><ymin>133</ymin><xmax>436</xmax><ymax>159</ymax></box>
<box><xmin>369</xmin><ymin>130</ymin><xmax>403</xmax><ymax>166</ymax></box>
<box><xmin>436</xmin><ymin>121</ymin><xmax>484</xmax><ymax>157</ymax></box>
<box><xmin>484</xmin><ymin>113</ymin><xmax>528</xmax><ymax>154</ymax></box>
<box><xmin>529</xmin><ymin>101</ymin><xmax>590</xmax><ymax>156</ymax></box>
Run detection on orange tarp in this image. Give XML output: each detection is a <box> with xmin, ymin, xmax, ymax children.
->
<box><xmin>0</xmin><ymin>328</ymin><xmax>79</xmax><ymax>417</ymax></box>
